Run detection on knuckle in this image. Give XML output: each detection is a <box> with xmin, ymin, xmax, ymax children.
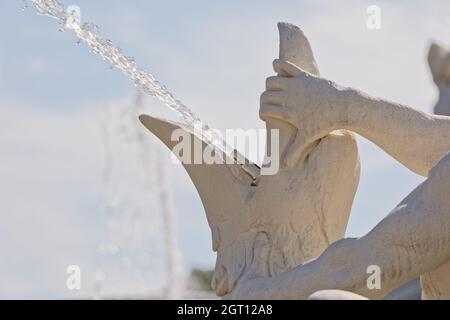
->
<box><xmin>259</xmin><ymin>104</ymin><xmax>269</xmax><ymax>113</ymax></box>
<box><xmin>265</xmin><ymin>76</ymin><xmax>276</xmax><ymax>87</ymax></box>
<box><xmin>260</xmin><ymin>91</ymin><xmax>268</xmax><ymax>102</ymax></box>
<box><xmin>259</xmin><ymin>108</ymin><xmax>268</xmax><ymax>120</ymax></box>
<box><xmin>260</xmin><ymin>91</ymin><xmax>276</xmax><ymax>103</ymax></box>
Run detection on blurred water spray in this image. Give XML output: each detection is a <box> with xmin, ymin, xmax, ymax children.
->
<box><xmin>98</xmin><ymin>92</ymin><xmax>185</xmax><ymax>298</ymax></box>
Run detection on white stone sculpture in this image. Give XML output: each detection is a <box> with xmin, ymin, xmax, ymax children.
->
<box><xmin>140</xmin><ymin>23</ymin><xmax>450</xmax><ymax>300</ymax></box>
<box><xmin>428</xmin><ymin>43</ymin><xmax>450</xmax><ymax>116</ymax></box>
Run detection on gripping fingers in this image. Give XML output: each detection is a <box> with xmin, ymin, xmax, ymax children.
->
<box><xmin>265</xmin><ymin>76</ymin><xmax>286</xmax><ymax>90</ymax></box>
<box><xmin>260</xmin><ymin>90</ymin><xmax>284</xmax><ymax>105</ymax></box>
<box><xmin>259</xmin><ymin>104</ymin><xmax>295</xmax><ymax>125</ymax></box>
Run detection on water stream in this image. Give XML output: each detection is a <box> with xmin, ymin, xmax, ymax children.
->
<box><xmin>28</xmin><ymin>0</ymin><xmax>259</xmax><ymax>183</ymax></box>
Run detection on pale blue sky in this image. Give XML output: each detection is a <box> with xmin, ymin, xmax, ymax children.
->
<box><xmin>1</xmin><ymin>0</ymin><xmax>449</xmax><ymax>298</ymax></box>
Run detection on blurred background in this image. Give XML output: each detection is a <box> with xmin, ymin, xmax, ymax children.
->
<box><xmin>0</xmin><ymin>0</ymin><xmax>449</xmax><ymax>299</ymax></box>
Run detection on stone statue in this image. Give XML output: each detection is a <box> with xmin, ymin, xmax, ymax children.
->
<box><xmin>140</xmin><ymin>23</ymin><xmax>450</xmax><ymax>300</ymax></box>
<box><xmin>428</xmin><ymin>43</ymin><xmax>450</xmax><ymax>116</ymax></box>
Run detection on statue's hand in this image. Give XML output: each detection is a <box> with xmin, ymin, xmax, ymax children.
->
<box><xmin>222</xmin><ymin>232</ymin><xmax>273</xmax><ymax>300</ymax></box>
<box><xmin>260</xmin><ymin>59</ymin><xmax>351</xmax><ymax>168</ymax></box>
<box><xmin>223</xmin><ymin>277</ymin><xmax>270</xmax><ymax>300</ymax></box>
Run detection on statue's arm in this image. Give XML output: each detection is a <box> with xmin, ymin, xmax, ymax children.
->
<box><xmin>261</xmin><ymin>59</ymin><xmax>450</xmax><ymax>176</ymax></box>
<box><xmin>231</xmin><ymin>153</ymin><xmax>450</xmax><ymax>299</ymax></box>
<box><xmin>343</xmin><ymin>89</ymin><xmax>450</xmax><ymax>176</ymax></box>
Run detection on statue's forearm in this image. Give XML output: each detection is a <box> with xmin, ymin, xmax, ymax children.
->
<box><xmin>339</xmin><ymin>88</ymin><xmax>450</xmax><ymax>176</ymax></box>
<box><xmin>238</xmin><ymin>239</ymin><xmax>390</xmax><ymax>300</ymax></box>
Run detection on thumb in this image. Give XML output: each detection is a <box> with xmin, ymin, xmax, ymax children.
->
<box><xmin>283</xmin><ymin>131</ymin><xmax>319</xmax><ymax>169</ymax></box>
<box><xmin>273</xmin><ymin>59</ymin><xmax>304</xmax><ymax>77</ymax></box>
<box><xmin>246</xmin><ymin>232</ymin><xmax>271</xmax><ymax>279</ymax></box>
